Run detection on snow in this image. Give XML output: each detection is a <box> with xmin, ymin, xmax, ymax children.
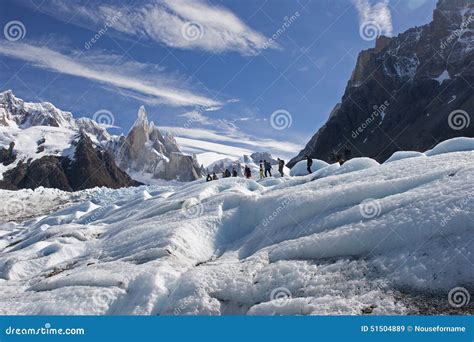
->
<box><xmin>289</xmin><ymin>159</ymin><xmax>329</xmax><ymax>176</ymax></box>
<box><xmin>426</xmin><ymin>137</ymin><xmax>474</xmax><ymax>156</ymax></box>
<box><xmin>0</xmin><ymin>137</ymin><xmax>473</xmax><ymax>315</ymax></box>
<box><xmin>333</xmin><ymin>157</ymin><xmax>379</xmax><ymax>175</ymax></box>
<box><xmin>0</xmin><ymin>125</ymin><xmax>77</xmax><ymax>178</ymax></box>
<box><xmin>384</xmin><ymin>151</ymin><xmax>426</xmax><ymax>164</ymax></box>
<box><xmin>434</xmin><ymin>70</ymin><xmax>451</xmax><ymax>84</ymax></box>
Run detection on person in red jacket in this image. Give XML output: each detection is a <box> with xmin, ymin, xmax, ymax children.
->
<box><xmin>244</xmin><ymin>165</ymin><xmax>252</xmax><ymax>179</ymax></box>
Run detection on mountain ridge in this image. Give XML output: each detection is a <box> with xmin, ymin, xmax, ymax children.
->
<box><xmin>0</xmin><ymin>90</ymin><xmax>201</xmax><ymax>190</ymax></box>
<box><xmin>288</xmin><ymin>0</ymin><xmax>474</xmax><ymax>167</ymax></box>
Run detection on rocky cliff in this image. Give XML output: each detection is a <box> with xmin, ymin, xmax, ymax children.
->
<box><xmin>114</xmin><ymin>106</ymin><xmax>202</xmax><ymax>182</ymax></box>
<box><xmin>0</xmin><ymin>91</ymin><xmax>201</xmax><ymax>188</ymax></box>
<box><xmin>288</xmin><ymin>0</ymin><xmax>474</xmax><ymax>167</ymax></box>
<box><xmin>1</xmin><ymin>134</ymin><xmax>140</xmax><ymax>191</ymax></box>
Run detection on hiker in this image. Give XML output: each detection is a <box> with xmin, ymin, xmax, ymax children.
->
<box><xmin>264</xmin><ymin>160</ymin><xmax>272</xmax><ymax>177</ymax></box>
<box><xmin>344</xmin><ymin>145</ymin><xmax>352</xmax><ymax>161</ymax></box>
<box><xmin>212</xmin><ymin>172</ymin><xmax>218</xmax><ymax>180</ymax></box>
<box><xmin>232</xmin><ymin>168</ymin><xmax>238</xmax><ymax>177</ymax></box>
<box><xmin>306</xmin><ymin>155</ymin><xmax>313</xmax><ymax>174</ymax></box>
<box><xmin>224</xmin><ymin>169</ymin><xmax>231</xmax><ymax>178</ymax></box>
<box><xmin>259</xmin><ymin>161</ymin><xmax>265</xmax><ymax>179</ymax></box>
<box><xmin>206</xmin><ymin>174</ymin><xmax>212</xmax><ymax>182</ymax></box>
<box><xmin>277</xmin><ymin>158</ymin><xmax>285</xmax><ymax>177</ymax></box>
<box><xmin>244</xmin><ymin>165</ymin><xmax>251</xmax><ymax>179</ymax></box>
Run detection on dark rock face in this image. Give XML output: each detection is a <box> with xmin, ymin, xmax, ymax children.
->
<box><xmin>288</xmin><ymin>0</ymin><xmax>474</xmax><ymax>167</ymax></box>
<box><xmin>1</xmin><ymin>134</ymin><xmax>141</xmax><ymax>191</ymax></box>
<box><xmin>0</xmin><ymin>142</ymin><xmax>16</xmax><ymax>166</ymax></box>
<box><xmin>3</xmin><ymin>157</ymin><xmax>72</xmax><ymax>191</ymax></box>
<box><xmin>66</xmin><ymin>134</ymin><xmax>141</xmax><ymax>191</ymax></box>
<box><xmin>115</xmin><ymin>106</ymin><xmax>202</xmax><ymax>181</ymax></box>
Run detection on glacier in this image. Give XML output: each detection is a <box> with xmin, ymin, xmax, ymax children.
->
<box><xmin>0</xmin><ymin>138</ymin><xmax>473</xmax><ymax>315</ymax></box>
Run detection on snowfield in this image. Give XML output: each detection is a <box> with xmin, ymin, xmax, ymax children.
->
<box><xmin>0</xmin><ymin>138</ymin><xmax>473</xmax><ymax>315</ymax></box>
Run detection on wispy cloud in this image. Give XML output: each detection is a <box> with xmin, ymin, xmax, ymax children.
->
<box><xmin>27</xmin><ymin>0</ymin><xmax>272</xmax><ymax>55</ymax></box>
<box><xmin>352</xmin><ymin>0</ymin><xmax>393</xmax><ymax>37</ymax></box>
<box><xmin>0</xmin><ymin>41</ymin><xmax>221</xmax><ymax>107</ymax></box>
<box><xmin>169</xmin><ymin>108</ymin><xmax>302</xmax><ymax>160</ymax></box>
<box><xmin>159</xmin><ymin>126</ymin><xmax>302</xmax><ymax>162</ymax></box>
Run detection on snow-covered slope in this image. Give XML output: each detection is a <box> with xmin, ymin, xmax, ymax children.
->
<box><xmin>0</xmin><ymin>91</ymin><xmax>111</xmax><ymax>177</ymax></box>
<box><xmin>0</xmin><ymin>137</ymin><xmax>473</xmax><ymax>315</ymax></box>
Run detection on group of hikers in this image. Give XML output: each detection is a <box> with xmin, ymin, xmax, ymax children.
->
<box><xmin>205</xmin><ymin>167</ymin><xmax>241</xmax><ymax>181</ymax></box>
<box><xmin>205</xmin><ymin>145</ymin><xmax>352</xmax><ymax>182</ymax></box>
<box><xmin>205</xmin><ymin>158</ymin><xmax>286</xmax><ymax>182</ymax></box>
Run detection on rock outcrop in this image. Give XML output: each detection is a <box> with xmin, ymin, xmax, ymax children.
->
<box><xmin>1</xmin><ymin>134</ymin><xmax>140</xmax><ymax>191</ymax></box>
<box><xmin>288</xmin><ymin>0</ymin><xmax>474</xmax><ymax>167</ymax></box>
<box><xmin>115</xmin><ymin>106</ymin><xmax>201</xmax><ymax>181</ymax></box>
<box><xmin>0</xmin><ymin>91</ymin><xmax>201</xmax><ymax>187</ymax></box>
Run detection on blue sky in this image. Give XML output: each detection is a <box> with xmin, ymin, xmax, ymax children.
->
<box><xmin>0</xmin><ymin>0</ymin><xmax>437</xmax><ymax>161</ymax></box>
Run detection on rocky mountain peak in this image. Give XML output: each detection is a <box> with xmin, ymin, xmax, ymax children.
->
<box><xmin>288</xmin><ymin>0</ymin><xmax>474</xmax><ymax>168</ymax></box>
<box><xmin>0</xmin><ymin>90</ymin><xmax>76</xmax><ymax>129</ymax></box>
<box><xmin>116</xmin><ymin>106</ymin><xmax>201</xmax><ymax>181</ymax></box>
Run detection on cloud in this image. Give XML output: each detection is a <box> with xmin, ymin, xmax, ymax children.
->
<box><xmin>352</xmin><ymin>0</ymin><xmax>393</xmax><ymax>37</ymax></box>
<box><xmin>26</xmin><ymin>0</ymin><xmax>272</xmax><ymax>55</ymax></box>
<box><xmin>159</xmin><ymin>126</ymin><xmax>302</xmax><ymax>162</ymax></box>
<box><xmin>0</xmin><ymin>41</ymin><xmax>221</xmax><ymax>108</ymax></box>
<box><xmin>178</xmin><ymin>109</ymin><xmax>238</xmax><ymax>132</ymax></box>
